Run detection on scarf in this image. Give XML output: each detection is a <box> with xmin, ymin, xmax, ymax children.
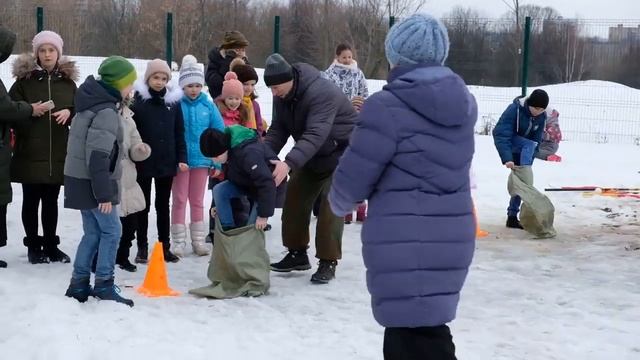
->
<box><xmin>242</xmin><ymin>96</ymin><xmax>257</xmax><ymax>130</ymax></box>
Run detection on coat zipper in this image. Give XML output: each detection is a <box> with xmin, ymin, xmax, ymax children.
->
<box><xmin>48</xmin><ymin>74</ymin><xmax>52</xmax><ymax>177</ymax></box>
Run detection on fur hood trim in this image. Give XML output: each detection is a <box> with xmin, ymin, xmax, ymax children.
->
<box><xmin>12</xmin><ymin>53</ymin><xmax>79</xmax><ymax>81</ymax></box>
<box><xmin>133</xmin><ymin>77</ymin><xmax>183</xmax><ymax>105</ymax></box>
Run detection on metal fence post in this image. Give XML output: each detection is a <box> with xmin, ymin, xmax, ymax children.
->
<box><xmin>273</xmin><ymin>15</ymin><xmax>281</xmax><ymax>54</ymax></box>
<box><xmin>166</xmin><ymin>12</ymin><xmax>173</xmax><ymax>67</ymax></box>
<box><xmin>36</xmin><ymin>7</ymin><xmax>44</xmax><ymax>33</ymax></box>
<box><xmin>521</xmin><ymin>16</ymin><xmax>532</xmax><ymax>97</ymax></box>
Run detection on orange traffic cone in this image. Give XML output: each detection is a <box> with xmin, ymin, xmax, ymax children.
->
<box><xmin>473</xmin><ymin>204</ymin><xmax>489</xmax><ymax>238</ymax></box>
<box><xmin>137</xmin><ymin>242</ymin><xmax>180</xmax><ymax>297</ymax></box>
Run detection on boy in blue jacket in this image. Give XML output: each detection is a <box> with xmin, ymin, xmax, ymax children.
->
<box><xmin>492</xmin><ymin>89</ymin><xmax>549</xmax><ymax>229</ymax></box>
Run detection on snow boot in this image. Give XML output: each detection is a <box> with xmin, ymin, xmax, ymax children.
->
<box><xmin>115</xmin><ymin>247</ymin><xmax>136</xmax><ymax>272</ymax></box>
<box><xmin>190</xmin><ymin>222</ymin><xmax>210</xmax><ymax>256</ymax></box>
<box><xmin>65</xmin><ymin>277</ymin><xmax>92</xmax><ymax>303</ymax></box>
<box><xmin>170</xmin><ymin>224</ymin><xmax>187</xmax><ymax>257</ymax></box>
<box><xmin>25</xmin><ymin>236</ymin><xmax>49</xmax><ymax>264</ymax></box>
<box><xmin>44</xmin><ymin>237</ymin><xmax>71</xmax><ymax>263</ymax></box>
<box><xmin>162</xmin><ymin>242</ymin><xmax>180</xmax><ymax>263</ymax></box>
<box><xmin>0</xmin><ymin>259</ymin><xmax>6</xmax><ymax>268</ymax></box>
<box><xmin>135</xmin><ymin>246</ymin><xmax>148</xmax><ymax>264</ymax></box>
<box><xmin>506</xmin><ymin>216</ymin><xmax>524</xmax><ymax>229</ymax></box>
<box><xmin>92</xmin><ymin>278</ymin><xmax>134</xmax><ymax>307</ymax></box>
<box><xmin>270</xmin><ymin>249</ymin><xmax>311</xmax><ymax>272</ymax></box>
<box><xmin>310</xmin><ymin>260</ymin><xmax>337</xmax><ymax>284</ymax></box>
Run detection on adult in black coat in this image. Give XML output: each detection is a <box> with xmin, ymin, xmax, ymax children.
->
<box><xmin>262</xmin><ymin>53</ymin><xmax>358</xmax><ymax>284</ymax></box>
<box><xmin>205</xmin><ymin>31</ymin><xmax>250</xmax><ymax>99</ymax></box>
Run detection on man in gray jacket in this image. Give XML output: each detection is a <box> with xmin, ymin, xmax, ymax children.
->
<box><xmin>264</xmin><ymin>53</ymin><xmax>357</xmax><ymax>284</ymax></box>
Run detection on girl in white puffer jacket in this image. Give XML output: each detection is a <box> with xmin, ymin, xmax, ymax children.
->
<box><xmin>116</xmin><ymin>105</ymin><xmax>151</xmax><ymax>271</ymax></box>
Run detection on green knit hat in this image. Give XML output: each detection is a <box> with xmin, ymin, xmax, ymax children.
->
<box><xmin>98</xmin><ymin>56</ymin><xmax>137</xmax><ymax>91</ymax></box>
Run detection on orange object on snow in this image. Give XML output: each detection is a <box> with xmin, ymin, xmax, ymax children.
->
<box><xmin>473</xmin><ymin>205</ymin><xmax>488</xmax><ymax>238</ymax></box>
<box><xmin>137</xmin><ymin>242</ymin><xmax>180</xmax><ymax>297</ymax></box>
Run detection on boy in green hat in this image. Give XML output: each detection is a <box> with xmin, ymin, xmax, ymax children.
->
<box><xmin>63</xmin><ymin>56</ymin><xmax>137</xmax><ymax>306</ymax></box>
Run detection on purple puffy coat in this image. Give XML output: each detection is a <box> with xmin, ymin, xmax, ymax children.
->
<box><xmin>329</xmin><ymin>63</ymin><xmax>477</xmax><ymax>328</ymax></box>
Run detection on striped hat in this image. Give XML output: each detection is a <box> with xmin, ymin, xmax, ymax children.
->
<box><xmin>98</xmin><ymin>56</ymin><xmax>137</xmax><ymax>91</ymax></box>
<box><xmin>179</xmin><ymin>54</ymin><xmax>204</xmax><ymax>88</ymax></box>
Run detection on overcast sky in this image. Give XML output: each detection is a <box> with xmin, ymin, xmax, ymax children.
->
<box><xmin>424</xmin><ymin>0</ymin><xmax>639</xmax><ymax>19</ymax></box>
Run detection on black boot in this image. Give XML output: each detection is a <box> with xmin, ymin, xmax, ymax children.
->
<box><xmin>0</xmin><ymin>259</ymin><xmax>6</xmax><ymax>268</ymax></box>
<box><xmin>162</xmin><ymin>242</ymin><xmax>180</xmax><ymax>263</ymax></box>
<box><xmin>25</xmin><ymin>237</ymin><xmax>49</xmax><ymax>264</ymax></box>
<box><xmin>65</xmin><ymin>277</ymin><xmax>92</xmax><ymax>303</ymax></box>
<box><xmin>135</xmin><ymin>246</ymin><xmax>148</xmax><ymax>264</ymax></box>
<box><xmin>92</xmin><ymin>278</ymin><xmax>134</xmax><ymax>307</ymax></box>
<box><xmin>311</xmin><ymin>260</ymin><xmax>337</xmax><ymax>284</ymax></box>
<box><xmin>506</xmin><ymin>216</ymin><xmax>524</xmax><ymax>229</ymax></box>
<box><xmin>270</xmin><ymin>249</ymin><xmax>311</xmax><ymax>272</ymax></box>
<box><xmin>116</xmin><ymin>247</ymin><xmax>136</xmax><ymax>272</ymax></box>
<box><xmin>44</xmin><ymin>237</ymin><xmax>71</xmax><ymax>263</ymax></box>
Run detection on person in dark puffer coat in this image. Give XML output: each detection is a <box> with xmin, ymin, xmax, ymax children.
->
<box><xmin>329</xmin><ymin>14</ymin><xmax>477</xmax><ymax>360</ymax></box>
<box><xmin>0</xmin><ymin>26</ymin><xmax>48</xmax><ymax>269</ymax></box>
<box><xmin>131</xmin><ymin>59</ymin><xmax>186</xmax><ymax>263</ymax></box>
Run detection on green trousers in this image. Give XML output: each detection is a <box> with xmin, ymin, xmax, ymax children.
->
<box><xmin>281</xmin><ymin>167</ymin><xmax>344</xmax><ymax>260</ymax></box>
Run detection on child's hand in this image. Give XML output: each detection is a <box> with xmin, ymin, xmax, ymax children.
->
<box><xmin>98</xmin><ymin>202</ymin><xmax>112</xmax><ymax>214</ymax></box>
<box><xmin>255</xmin><ymin>217</ymin><xmax>268</xmax><ymax>230</ymax></box>
<box><xmin>178</xmin><ymin>163</ymin><xmax>189</xmax><ymax>172</ymax></box>
<box><xmin>211</xmin><ymin>169</ymin><xmax>222</xmax><ymax>178</ymax></box>
<box><xmin>504</xmin><ymin>161</ymin><xmax>515</xmax><ymax>169</ymax></box>
<box><xmin>52</xmin><ymin>109</ymin><xmax>71</xmax><ymax>125</ymax></box>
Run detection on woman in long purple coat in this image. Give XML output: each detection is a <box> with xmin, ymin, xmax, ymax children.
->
<box><xmin>329</xmin><ymin>14</ymin><xmax>478</xmax><ymax>360</ymax></box>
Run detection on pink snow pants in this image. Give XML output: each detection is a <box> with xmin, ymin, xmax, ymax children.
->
<box><xmin>171</xmin><ymin>168</ymin><xmax>210</xmax><ymax>225</ymax></box>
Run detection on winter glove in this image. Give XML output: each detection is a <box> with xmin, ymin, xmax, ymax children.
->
<box><xmin>130</xmin><ymin>143</ymin><xmax>152</xmax><ymax>162</ymax></box>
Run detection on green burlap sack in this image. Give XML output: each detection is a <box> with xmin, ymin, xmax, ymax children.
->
<box><xmin>189</xmin><ymin>218</ymin><xmax>270</xmax><ymax>298</ymax></box>
<box><xmin>507</xmin><ymin>166</ymin><xmax>557</xmax><ymax>239</ymax></box>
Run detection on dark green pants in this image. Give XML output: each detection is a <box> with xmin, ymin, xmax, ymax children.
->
<box><xmin>281</xmin><ymin>167</ymin><xmax>344</xmax><ymax>260</ymax></box>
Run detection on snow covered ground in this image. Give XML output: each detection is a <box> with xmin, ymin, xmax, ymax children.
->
<box><xmin>1</xmin><ymin>55</ymin><xmax>640</xmax><ymax>359</ymax></box>
<box><xmin>2</xmin><ymin>136</ymin><xmax>640</xmax><ymax>360</ymax></box>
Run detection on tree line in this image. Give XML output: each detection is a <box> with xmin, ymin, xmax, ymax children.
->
<box><xmin>1</xmin><ymin>0</ymin><xmax>638</xmax><ymax>87</ymax></box>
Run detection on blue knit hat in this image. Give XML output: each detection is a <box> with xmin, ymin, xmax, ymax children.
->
<box><xmin>385</xmin><ymin>13</ymin><xmax>450</xmax><ymax>67</ymax></box>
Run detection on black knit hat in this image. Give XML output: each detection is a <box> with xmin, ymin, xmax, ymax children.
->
<box><xmin>264</xmin><ymin>53</ymin><xmax>293</xmax><ymax>87</ymax></box>
<box><xmin>232</xmin><ymin>62</ymin><xmax>258</xmax><ymax>84</ymax></box>
<box><xmin>527</xmin><ymin>89</ymin><xmax>549</xmax><ymax>109</ymax></box>
<box><xmin>200</xmin><ymin>128</ymin><xmax>230</xmax><ymax>158</ymax></box>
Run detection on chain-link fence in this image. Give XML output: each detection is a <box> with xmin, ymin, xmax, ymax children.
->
<box><xmin>2</xmin><ymin>6</ymin><xmax>639</xmax><ymax>144</ymax></box>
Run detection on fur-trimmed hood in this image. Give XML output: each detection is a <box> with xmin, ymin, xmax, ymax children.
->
<box><xmin>133</xmin><ymin>77</ymin><xmax>183</xmax><ymax>105</ymax></box>
<box><xmin>12</xmin><ymin>53</ymin><xmax>79</xmax><ymax>81</ymax></box>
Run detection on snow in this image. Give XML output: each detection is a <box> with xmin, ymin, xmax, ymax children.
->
<box><xmin>1</xmin><ymin>55</ymin><xmax>640</xmax><ymax>359</ymax></box>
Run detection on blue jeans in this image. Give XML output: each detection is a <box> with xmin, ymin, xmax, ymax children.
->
<box><xmin>213</xmin><ymin>180</ymin><xmax>258</xmax><ymax>230</ymax></box>
<box><xmin>507</xmin><ymin>136</ymin><xmax>537</xmax><ymax>217</ymax></box>
<box><xmin>511</xmin><ymin>136</ymin><xmax>537</xmax><ymax>166</ymax></box>
<box><xmin>72</xmin><ymin>207</ymin><xmax>122</xmax><ymax>281</ymax></box>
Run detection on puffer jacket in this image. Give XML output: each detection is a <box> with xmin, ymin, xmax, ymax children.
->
<box><xmin>329</xmin><ymin>63</ymin><xmax>477</xmax><ymax>328</ymax></box>
<box><xmin>181</xmin><ymin>92</ymin><xmax>224</xmax><ymax>169</ymax></box>
<box><xmin>324</xmin><ymin>60</ymin><xmax>368</xmax><ymax>100</ymax></box>
<box><xmin>264</xmin><ymin>63</ymin><xmax>358</xmax><ymax>173</ymax></box>
<box><xmin>119</xmin><ymin>106</ymin><xmax>151</xmax><ymax>216</ymax></box>
<box><xmin>492</xmin><ymin>97</ymin><xmax>547</xmax><ymax>164</ymax></box>
<box><xmin>64</xmin><ymin>76</ymin><xmax>124</xmax><ymax>210</ymax></box>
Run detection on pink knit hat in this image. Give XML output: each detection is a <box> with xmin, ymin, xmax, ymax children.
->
<box><xmin>221</xmin><ymin>72</ymin><xmax>244</xmax><ymax>99</ymax></box>
<box><xmin>32</xmin><ymin>30</ymin><xmax>63</xmax><ymax>59</ymax></box>
<box><xmin>144</xmin><ymin>58</ymin><xmax>172</xmax><ymax>83</ymax></box>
